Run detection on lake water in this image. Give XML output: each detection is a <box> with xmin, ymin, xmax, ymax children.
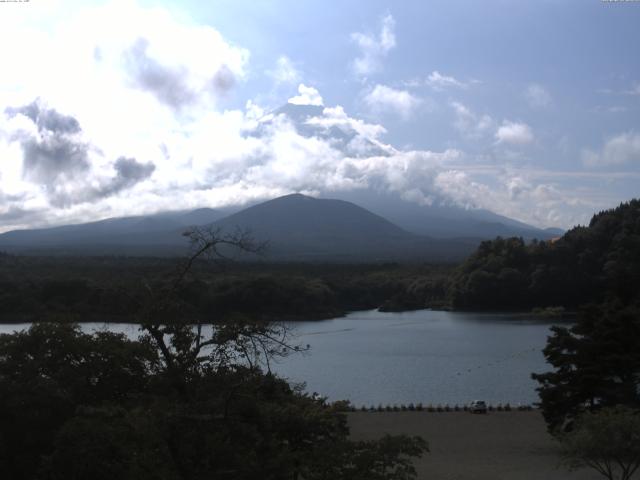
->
<box><xmin>0</xmin><ymin>309</ymin><xmax>563</xmax><ymax>407</ymax></box>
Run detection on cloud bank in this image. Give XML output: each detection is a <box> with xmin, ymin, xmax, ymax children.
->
<box><xmin>0</xmin><ymin>2</ymin><xmax>606</xmax><ymax>233</ymax></box>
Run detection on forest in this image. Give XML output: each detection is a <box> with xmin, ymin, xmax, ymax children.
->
<box><xmin>0</xmin><ymin>255</ymin><xmax>451</xmax><ymax>324</ymax></box>
<box><xmin>2</xmin><ymin>200</ymin><xmax>639</xmax><ymax>323</ymax></box>
<box><xmin>449</xmin><ymin>199</ymin><xmax>640</xmax><ymax>311</ymax></box>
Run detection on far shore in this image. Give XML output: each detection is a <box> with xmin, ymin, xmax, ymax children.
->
<box><xmin>0</xmin><ymin>307</ymin><xmax>577</xmax><ymax>326</ymax></box>
<box><xmin>348</xmin><ymin>410</ymin><xmax>600</xmax><ymax>480</ymax></box>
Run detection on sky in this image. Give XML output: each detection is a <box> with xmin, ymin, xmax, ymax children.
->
<box><xmin>0</xmin><ymin>0</ymin><xmax>639</xmax><ymax>233</ymax></box>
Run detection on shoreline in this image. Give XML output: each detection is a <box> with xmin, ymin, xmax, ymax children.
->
<box><xmin>0</xmin><ymin>306</ymin><xmax>577</xmax><ymax>325</ymax></box>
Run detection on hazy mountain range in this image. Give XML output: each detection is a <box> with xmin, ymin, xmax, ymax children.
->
<box><xmin>0</xmin><ymin>193</ymin><xmax>561</xmax><ymax>261</ymax></box>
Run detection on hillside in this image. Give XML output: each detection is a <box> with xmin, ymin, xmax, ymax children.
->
<box><xmin>0</xmin><ymin>208</ymin><xmax>229</xmax><ymax>253</ymax></box>
<box><xmin>449</xmin><ymin>199</ymin><xmax>640</xmax><ymax>310</ymax></box>
<box><xmin>211</xmin><ymin>194</ymin><xmax>477</xmax><ymax>261</ymax></box>
<box><xmin>332</xmin><ymin>190</ymin><xmax>561</xmax><ymax>240</ymax></box>
<box><xmin>0</xmin><ymin>194</ymin><xmax>479</xmax><ymax>261</ymax></box>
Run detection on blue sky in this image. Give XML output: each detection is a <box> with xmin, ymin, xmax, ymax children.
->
<box><xmin>0</xmin><ymin>0</ymin><xmax>638</xmax><ymax>232</ymax></box>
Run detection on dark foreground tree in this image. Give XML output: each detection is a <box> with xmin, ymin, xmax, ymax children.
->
<box><xmin>532</xmin><ymin>304</ymin><xmax>640</xmax><ymax>432</ymax></box>
<box><xmin>0</xmin><ymin>227</ymin><xmax>428</xmax><ymax>480</ymax></box>
<box><xmin>559</xmin><ymin>407</ymin><xmax>640</xmax><ymax>480</ymax></box>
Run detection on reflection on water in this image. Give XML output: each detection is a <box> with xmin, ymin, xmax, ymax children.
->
<box><xmin>0</xmin><ymin>309</ymin><xmax>566</xmax><ymax>406</ymax></box>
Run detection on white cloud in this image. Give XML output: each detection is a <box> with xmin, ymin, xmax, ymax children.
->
<box><xmin>450</xmin><ymin>102</ymin><xmax>493</xmax><ymax>138</ymax></box>
<box><xmin>582</xmin><ymin>132</ymin><xmax>640</xmax><ymax>167</ymax></box>
<box><xmin>626</xmin><ymin>83</ymin><xmax>640</xmax><ymax>96</ymax></box>
<box><xmin>0</xmin><ymin>1</ymin><xmax>252</xmax><ymax>230</ymax></box>
<box><xmin>425</xmin><ymin>71</ymin><xmax>466</xmax><ymax>91</ymax></box>
<box><xmin>525</xmin><ymin>84</ymin><xmax>552</xmax><ymax>109</ymax></box>
<box><xmin>0</xmin><ymin>85</ymin><xmax>597</xmax><ymax>232</ymax></box>
<box><xmin>351</xmin><ymin>14</ymin><xmax>396</xmax><ymax>76</ymax></box>
<box><xmin>287</xmin><ymin>84</ymin><xmax>324</xmax><ymax>106</ymax></box>
<box><xmin>428</xmin><ymin>167</ymin><xmax>598</xmax><ymax>228</ymax></box>
<box><xmin>0</xmin><ymin>2</ymin><xmax>611</xmax><ymax>233</ymax></box>
<box><xmin>268</xmin><ymin>55</ymin><xmax>300</xmax><ymax>85</ymax></box>
<box><xmin>363</xmin><ymin>85</ymin><xmax>421</xmax><ymax>119</ymax></box>
<box><xmin>495</xmin><ymin>121</ymin><xmax>534</xmax><ymax>145</ymax></box>
<box><xmin>306</xmin><ymin>105</ymin><xmax>389</xmax><ymax>141</ymax></box>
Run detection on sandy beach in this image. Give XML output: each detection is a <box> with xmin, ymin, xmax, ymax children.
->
<box><xmin>348</xmin><ymin>411</ymin><xmax>602</xmax><ymax>480</ymax></box>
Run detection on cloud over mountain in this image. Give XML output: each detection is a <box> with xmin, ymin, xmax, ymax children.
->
<box><xmin>288</xmin><ymin>84</ymin><xmax>324</xmax><ymax>106</ymax></box>
<box><xmin>0</xmin><ymin>1</ymin><xmax>623</xmax><ymax>234</ymax></box>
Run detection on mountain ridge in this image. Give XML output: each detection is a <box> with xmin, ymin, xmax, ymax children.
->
<box><xmin>0</xmin><ymin>193</ymin><xmax>560</xmax><ymax>261</ymax></box>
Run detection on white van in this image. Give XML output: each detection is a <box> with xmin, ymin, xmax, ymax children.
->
<box><xmin>469</xmin><ymin>400</ymin><xmax>487</xmax><ymax>413</ymax></box>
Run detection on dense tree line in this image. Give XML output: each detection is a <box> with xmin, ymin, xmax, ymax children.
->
<box><xmin>0</xmin><ymin>257</ymin><xmax>452</xmax><ymax>323</ymax></box>
<box><xmin>450</xmin><ymin>199</ymin><xmax>640</xmax><ymax>310</ymax></box>
<box><xmin>515</xmin><ymin>200</ymin><xmax>640</xmax><ymax>434</ymax></box>
<box><xmin>532</xmin><ymin>304</ymin><xmax>640</xmax><ymax>431</ymax></box>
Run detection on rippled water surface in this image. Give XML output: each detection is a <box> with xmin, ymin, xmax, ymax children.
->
<box><xmin>0</xmin><ymin>309</ymin><xmax>564</xmax><ymax>406</ymax></box>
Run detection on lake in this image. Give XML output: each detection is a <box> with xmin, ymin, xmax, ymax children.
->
<box><xmin>0</xmin><ymin>309</ymin><xmax>564</xmax><ymax>407</ymax></box>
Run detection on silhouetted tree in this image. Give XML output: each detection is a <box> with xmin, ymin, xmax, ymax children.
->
<box><xmin>0</xmin><ymin>226</ymin><xmax>428</xmax><ymax>480</ymax></box>
<box><xmin>532</xmin><ymin>305</ymin><xmax>640</xmax><ymax>432</ymax></box>
<box><xmin>559</xmin><ymin>407</ymin><xmax>640</xmax><ymax>480</ymax></box>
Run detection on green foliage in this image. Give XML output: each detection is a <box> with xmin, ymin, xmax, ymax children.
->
<box><xmin>559</xmin><ymin>407</ymin><xmax>640</xmax><ymax>480</ymax></box>
<box><xmin>0</xmin><ymin>322</ymin><xmax>428</xmax><ymax>480</ymax></box>
<box><xmin>0</xmin><ymin>323</ymin><xmax>157</xmax><ymax>480</ymax></box>
<box><xmin>43</xmin><ymin>407</ymin><xmax>174</xmax><ymax>480</ymax></box>
<box><xmin>450</xmin><ymin>199</ymin><xmax>640</xmax><ymax>310</ymax></box>
<box><xmin>0</xmin><ymin>256</ymin><xmax>453</xmax><ymax>323</ymax></box>
<box><xmin>532</xmin><ymin>305</ymin><xmax>640</xmax><ymax>432</ymax></box>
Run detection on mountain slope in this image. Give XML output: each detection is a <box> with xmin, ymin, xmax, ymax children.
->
<box><xmin>331</xmin><ymin>190</ymin><xmax>561</xmax><ymax>240</ymax></box>
<box><xmin>0</xmin><ymin>208</ymin><xmax>229</xmax><ymax>252</ymax></box>
<box><xmin>0</xmin><ymin>194</ymin><xmax>478</xmax><ymax>261</ymax></box>
<box><xmin>211</xmin><ymin>194</ymin><xmax>476</xmax><ymax>261</ymax></box>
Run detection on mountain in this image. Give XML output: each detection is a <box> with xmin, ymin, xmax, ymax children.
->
<box><xmin>543</xmin><ymin>227</ymin><xmax>565</xmax><ymax>237</ymax></box>
<box><xmin>0</xmin><ymin>192</ymin><xmax>560</xmax><ymax>261</ymax></box>
<box><xmin>0</xmin><ymin>208</ymin><xmax>233</xmax><ymax>255</ymax></box>
<box><xmin>0</xmin><ymin>194</ymin><xmax>478</xmax><ymax>261</ymax></box>
<box><xmin>327</xmin><ymin>190</ymin><xmax>561</xmax><ymax>240</ymax></box>
<box><xmin>211</xmin><ymin>193</ymin><xmax>472</xmax><ymax>260</ymax></box>
<box><xmin>210</xmin><ymin>193</ymin><xmax>479</xmax><ymax>261</ymax></box>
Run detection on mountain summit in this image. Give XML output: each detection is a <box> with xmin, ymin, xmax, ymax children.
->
<box><xmin>211</xmin><ymin>193</ymin><xmax>419</xmax><ymax>259</ymax></box>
